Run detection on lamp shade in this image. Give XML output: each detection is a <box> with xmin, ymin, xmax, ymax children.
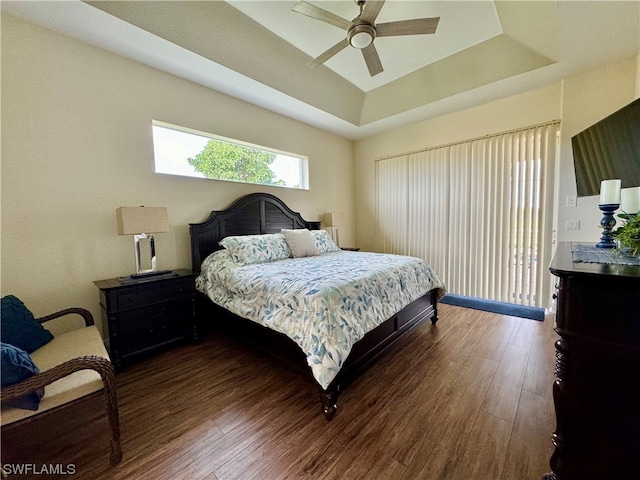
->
<box><xmin>116</xmin><ymin>207</ymin><xmax>169</xmax><ymax>235</ymax></box>
<box><xmin>322</xmin><ymin>211</ymin><xmax>346</xmax><ymax>227</ymax></box>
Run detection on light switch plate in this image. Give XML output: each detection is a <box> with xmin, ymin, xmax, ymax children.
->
<box><xmin>565</xmin><ymin>220</ymin><xmax>580</xmax><ymax>230</ymax></box>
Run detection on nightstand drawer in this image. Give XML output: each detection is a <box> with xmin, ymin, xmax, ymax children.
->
<box><xmin>119</xmin><ymin>319</ymin><xmax>190</xmax><ymax>356</ymax></box>
<box><xmin>117</xmin><ymin>299</ymin><xmax>193</xmax><ymax>335</ymax></box>
<box><xmin>115</xmin><ymin>281</ymin><xmax>194</xmax><ymax>310</ymax></box>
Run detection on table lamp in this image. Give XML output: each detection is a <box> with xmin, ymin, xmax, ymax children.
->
<box><xmin>116</xmin><ymin>206</ymin><xmax>169</xmax><ymax>277</ymax></box>
<box><xmin>322</xmin><ymin>211</ymin><xmax>345</xmax><ymax>247</ymax></box>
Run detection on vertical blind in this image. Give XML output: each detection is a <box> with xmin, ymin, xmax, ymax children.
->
<box><xmin>376</xmin><ymin>122</ymin><xmax>559</xmax><ymax>308</ymax></box>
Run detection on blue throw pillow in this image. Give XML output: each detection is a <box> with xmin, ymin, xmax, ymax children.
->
<box><xmin>1</xmin><ymin>295</ymin><xmax>53</xmax><ymax>353</ymax></box>
<box><xmin>1</xmin><ymin>342</ymin><xmax>45</xmax><ymax>410</ymax></box>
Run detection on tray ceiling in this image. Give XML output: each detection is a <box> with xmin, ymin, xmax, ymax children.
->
<box><xmin>3</xmin><ymin>1</ymin><xmax>639</xmax><ymax>139</ymax></box>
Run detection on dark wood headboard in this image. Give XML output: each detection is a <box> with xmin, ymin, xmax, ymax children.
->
<box><xmin>189</xmin><ymin>193</ymin><xmax>321</xmax><ymax>273</ymax></box>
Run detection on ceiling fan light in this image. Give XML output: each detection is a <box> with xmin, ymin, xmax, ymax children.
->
<box><xmin>348</xmin><ymin>24</ymin><xmax>375</xmax><ymax>49</ymax></box>
<box><xmin>350</xmin><ymin>31</ymin><xmax>373</xmax><ymax>48</ymax></box>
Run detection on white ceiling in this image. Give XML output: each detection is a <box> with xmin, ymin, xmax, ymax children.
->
<box><xmin>230</xmin><ymin>1</ymin><xmax>504</xmax><ymax>91</ymax></box>
<box><xmin>3</xmin><ymin>1</ymin><xmax>639</xmax><ymax>140</ymax></box>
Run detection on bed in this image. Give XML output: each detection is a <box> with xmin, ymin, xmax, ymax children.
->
<box><xmin>189</xmin><ymin>193</ymin><xmax>446</xmax><ymax>419</ymax></box>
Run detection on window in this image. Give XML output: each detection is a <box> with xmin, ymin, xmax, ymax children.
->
<box><xmin>152</xmin><ymin>121</ymin><xmax>309</xmax><ymax>190</ymax></box>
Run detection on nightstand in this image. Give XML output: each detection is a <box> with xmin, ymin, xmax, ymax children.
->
<box><xmin>93</xmin><ymin>269</ymin><xmax>198</xmax><ymax>371</ymax></box>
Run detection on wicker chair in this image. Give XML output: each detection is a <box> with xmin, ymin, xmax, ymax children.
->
<box><xmin>1</xmin><ymin>308</ymin><xmax>122</xmax><ymax>464</ymax></box>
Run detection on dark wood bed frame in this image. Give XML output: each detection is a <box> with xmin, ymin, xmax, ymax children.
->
<box><xmin>189</xmin><ymin>192</ymin><xmax>440</xmax><ymax>420</ymax></box>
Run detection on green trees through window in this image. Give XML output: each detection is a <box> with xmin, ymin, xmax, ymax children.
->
<box><xmin>152</xmin><ymin>121</ymin><xmax>308</xmax><ymax>189</ymax></box>
<box><xmin>187</xmin><ymin>139</ymin><xmax>284</xmax><ymax>186</ymax></box>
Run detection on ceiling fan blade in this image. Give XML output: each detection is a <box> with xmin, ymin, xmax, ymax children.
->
<box><xmin>292</xmin><ymin>1</ymin><xmax>352</xmax><ymax>31</ymax></box>
<box><xmin>362</xmin><ymin>43</ymin><xmax>383</xmax><ymax>76</ymax></box>
<box><xmin>376</xmin><ymin>17</ymin><xmax>440</xmax><ymax>37</ymax></box>
<box><xmin>359</xmin><ymin>0</ymin><xmax>386</xmax><ymax>24</ymax></box>
<box><xmin>308</xmin><ymin>38</ymin><xmax>350</xmax><ymax>67</ymax></box>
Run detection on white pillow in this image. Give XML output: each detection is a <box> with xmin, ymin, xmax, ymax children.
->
<box><xmin>281</xmin><ymin>229</ymin><xmax>320</xmax><ymax>258</ymax></box>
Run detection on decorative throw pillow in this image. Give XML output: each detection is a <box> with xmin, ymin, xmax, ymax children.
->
<box><xmin>219</xmin><ymin>233</ymin><xmax>291</xmax><ymax>266</ymax></box>
<box><xmin>311</xmin><ymin>230</ymin><xmax>341</xmax><ymax>253</ymax></box>
<box><xmin>281</xmin><ymin>229</ymin><xmax>320</xmax><ymax>258</ymax></box>
<box><xmin>0</xmin><ymin>342</ymin><xmax>45</xmax><ymax>411</ymax></box>
<box><xmin>0</xmin><ymin>295</ymin><xmax>53</xmax><ymax>353</ymax></box>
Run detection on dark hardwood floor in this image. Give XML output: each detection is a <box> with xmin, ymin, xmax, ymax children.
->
<box><xmin>1</xmin><ymin>304</ymin><xmax>557</xmax><ymax>479</ymax></box>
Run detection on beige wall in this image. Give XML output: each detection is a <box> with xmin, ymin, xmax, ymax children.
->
<box><xmin>354</xmin><ymin>56</ymin><xmax>639</xmax><ymax>255</ymax></box>
<box><xmin>0</xmin><ymin>15</ymin><xmax>354</xmax><ymax>333</ymax></box>
<box><xmin>557</xmin><ymin>57</ymin><xmax>639</xmax><ymax>244</ymax></box>
<box><xmin>637</xmin><ymin>51</ymin><xmax>640</xmax><ymax>96</ymax></box>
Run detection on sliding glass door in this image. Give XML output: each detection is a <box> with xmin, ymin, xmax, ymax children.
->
<box><xmin>376</xmin><ymin>122</ymin><xmax>559</xmax><ymax>308</ymax></box>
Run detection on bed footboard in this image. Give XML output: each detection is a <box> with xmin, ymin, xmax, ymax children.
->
<box><xmin>320</xmin><ymin>289</ymin><xmax>438</xmax><ymax>419</ymax></box>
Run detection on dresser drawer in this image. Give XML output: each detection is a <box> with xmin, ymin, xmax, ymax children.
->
<box><xmin>115</xmin><ymin>280</ymin><xmax>194</xmax><ymax>311</ymax></box>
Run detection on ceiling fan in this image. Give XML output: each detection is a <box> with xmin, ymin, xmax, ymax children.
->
<box><xmin>292</xmin><ymin>0</ymin><xmax>440</xmax><ymax>77</ymax></box>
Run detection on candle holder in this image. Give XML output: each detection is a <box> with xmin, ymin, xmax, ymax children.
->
<box><xmin>596</xmin><ymin>203</ymin><xmax>619</xmax><ymax>248</ymax></box>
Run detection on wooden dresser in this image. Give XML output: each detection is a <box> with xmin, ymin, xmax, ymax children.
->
<box><xmin>545</xmin><ymin>242</ymin><xmax>640</xmax><ymax>480</ymax></box>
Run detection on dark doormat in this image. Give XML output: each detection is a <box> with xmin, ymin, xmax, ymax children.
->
<box><xmin>440</xmin><ymin>293</ymin><xmax>545</xmax><ymax>321</ymax></box>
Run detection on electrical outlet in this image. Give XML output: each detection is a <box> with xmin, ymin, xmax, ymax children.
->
<box><xmin>565</xmin><ymin>220</ymin><xmax>580</xmax><ymax>230</ymax></box>
<box><xmin>566</xmin><ymin>195</ymin><xmax>577</xmax><ymax>207</ymax></box>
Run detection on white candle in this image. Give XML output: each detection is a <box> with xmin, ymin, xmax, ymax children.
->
<box><xmin>599</xmin><ymin>179</ymin><xmax>621</xmax><ymax>205</ymax></box>
<box><xmin>620</xmin><ymin>186</ymin><xmax>640</xmax><ymax>214</ymax></box>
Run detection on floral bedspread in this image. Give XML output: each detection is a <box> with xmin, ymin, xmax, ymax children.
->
<box><xmin>196</xmin><ymin>250</ymin><xmax>446</xmax><ymax>389</ymax></box>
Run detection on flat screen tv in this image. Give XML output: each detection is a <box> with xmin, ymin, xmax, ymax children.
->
<box><xmin>571</xmin><ymin>97</ymin><xmax>640</xmax><ymax>197</ymax></box>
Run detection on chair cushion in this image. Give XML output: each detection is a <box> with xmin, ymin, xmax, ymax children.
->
<box><xmin>0</xmin><ymin>342</ymin><xmax>44</xmax><ymax>410</ymax></box>
<box><xmin>1</xmin><ymin>295</ymin><xmax>53</xmax><ymax>353</ymax></box>
<box><xmin>1</xmin><ymin>326</ymin><xmax>109</xmax><ymax>425</ymax></box>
